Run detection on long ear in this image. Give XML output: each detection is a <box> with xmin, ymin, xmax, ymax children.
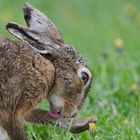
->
<box><xmin>6</xmin><ymin>22</ymin><xmax>50</xmax><ymax>54</ymax></box>
<box><xmin>23</xmin><ymin>3</ymin><xmax>64</xmax><ymax>44</ymax></box>
<box><xmin>6</xmin><ymin>22</ymin><xmax>62</xmax><ymax>56</ymax></box>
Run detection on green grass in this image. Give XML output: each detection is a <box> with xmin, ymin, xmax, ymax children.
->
<box><xmin>0</xmin><ymin>0</ymin><xmax>140</xmax><ymax>139</ymax></box>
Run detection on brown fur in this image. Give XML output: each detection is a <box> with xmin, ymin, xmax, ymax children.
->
<box><xmin>0</xmin><ymin>3</ymin><xmax>93</xmax><ymax>140</ymax></box>
<box><xmin>0</xmin><ymin>36</ymin><xmax>54</xmax><ymax>114</ymax></box>
<box><xmin>0</xmin><ymin>36</ymin><xmax>55</xmax><ymax>140</ymax></box>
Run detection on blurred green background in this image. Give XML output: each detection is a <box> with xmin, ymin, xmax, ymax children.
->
<box><xmin>0</xmin><ymin>0</ymin><xmax>140</xmax><ymax>139</ymax></box>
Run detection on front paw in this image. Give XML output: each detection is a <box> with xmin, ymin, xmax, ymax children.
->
<box><xmin>70</xmin><ymin>116</ymin><xmax>97</xmax><ymax>133</ymax></box>
<box><xmin>54</xmin><ymin>116</ymin><xmax>97</xmax><ymax>133</ymax></box>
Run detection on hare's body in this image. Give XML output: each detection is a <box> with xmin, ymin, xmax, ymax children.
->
<box><xmin>0</xmin><ymin>3</ymin><xmax>95</xmax><ymax>140</ymax></box>
<box><xmin>0</xmin><ymin>36</ymin><xmax>54</xmax><ymax>119</ymax></box>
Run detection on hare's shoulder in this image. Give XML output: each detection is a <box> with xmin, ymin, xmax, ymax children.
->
<box><xmin>0</xmin><ymin>35</ymin><xmax>55</xmax><ymax>87</ymax></box>
<box><xmin>0</xmin><ymin>36</ymin><xmax>54</xmax><ymax>110</ymax></box>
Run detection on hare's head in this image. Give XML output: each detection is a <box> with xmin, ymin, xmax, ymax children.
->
<box><xmin>48</xmin><ymin>45</ymin><xmax>92</xmax><ymax>118</ymax></box>
<box><xmin>6</xmin><ymin>3</ymin><xmax>92</xmax><ymax>118</ymax></box>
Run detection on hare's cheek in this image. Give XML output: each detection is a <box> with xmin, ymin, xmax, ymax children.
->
<box><xmin>62</xmin><ymin>100</ymin><xmax>78</xmax><ymax>117</ymax></box>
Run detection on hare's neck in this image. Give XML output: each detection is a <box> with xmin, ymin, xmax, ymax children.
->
<box><xmin>35</xmin><ymin>54</ymin><xmax>55</xmax><ymax>93</ymax></box>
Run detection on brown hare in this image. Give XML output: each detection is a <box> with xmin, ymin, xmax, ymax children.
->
<box><xmin>0</xmin><ymin>3</ymin><xmax>96</xmax><ymax>140</ymax></box>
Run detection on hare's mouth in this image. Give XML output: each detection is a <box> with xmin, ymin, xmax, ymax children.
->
<box><xmin>48</xmin><ymin>109</ymin><xmax>78</xmax><ymax>119</ymax></box>
<box><xmin>48</xmin><ymin>111</ymin><xmax>61</xmax><ymax>119</ymax></box>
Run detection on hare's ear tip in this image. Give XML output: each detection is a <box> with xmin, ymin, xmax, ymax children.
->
<box><xmin>6</xmin><ymin>22</ymin><xmax>24</xmax><ymax>37</ymax></box>
<box><xmin>23</xmin><ymin>3</ymin><xmax>33</xmax><ymax>26</ymax></box>
<box><xmin>23</xmin><ymin>2</ymin><xmax>33</xmax><ymax>13</ymax></box>
<box><xmin>6</xmin><ymin>22</ymin><xmax>19</xmax><ymax>30</ymax></box>
<box><xmin>23</xmin><ymin>2</ymin><xmax>32</xmax><ymax>12</ymax></box>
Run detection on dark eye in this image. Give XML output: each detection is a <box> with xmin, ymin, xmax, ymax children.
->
<box><xmin>81</xmin><ymin>71</ymin><xmax>89</xmax><ymax>85</ymax></box>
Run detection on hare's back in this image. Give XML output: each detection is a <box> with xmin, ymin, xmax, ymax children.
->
<box><xmin>0</xmin><ymin>36</ymin><xmax>34</xmax><ymax>84</ymax></box>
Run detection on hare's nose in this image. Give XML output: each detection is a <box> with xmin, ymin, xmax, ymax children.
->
<box><xmin>49</xmin><ymin>101</ymin><xmax>62</xmax><ymax>113</ymax></box>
